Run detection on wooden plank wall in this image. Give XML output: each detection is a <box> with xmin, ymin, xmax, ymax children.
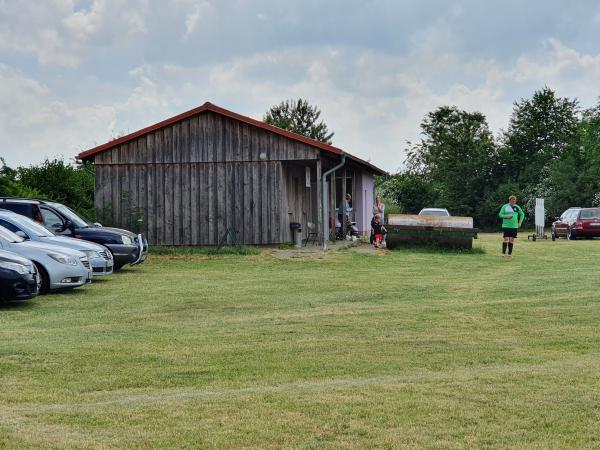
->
<box><xmin>94</xmin><ymin>111</ymin><xmax>318</xmax><ymax>245</ymax></box>
<box><xmin>280</xmin><ymin>162</ymin><xmax>318</xmax><ymax>240</ymax></box>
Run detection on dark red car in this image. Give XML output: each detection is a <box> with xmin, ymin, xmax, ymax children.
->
<box><xmin>551</xmin><ymin>207</ymin><xmax>580</xmax><ymax>239</ymax></box>
<box><xmin>552</xmin><ymin>207</ymin><xmax>600</xmax><ymax>240</ymax></box>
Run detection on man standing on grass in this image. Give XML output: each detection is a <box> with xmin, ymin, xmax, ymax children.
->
<box><xmin>498</xmin><ymin>195</ymin><xmax>525</xmax><ymax>258</ymax></box>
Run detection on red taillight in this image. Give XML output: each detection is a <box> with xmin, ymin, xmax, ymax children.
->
<box><xmin>574</xmin><ymin>220</ymin><xmax>583</xmax><ymax>229</ymax></box>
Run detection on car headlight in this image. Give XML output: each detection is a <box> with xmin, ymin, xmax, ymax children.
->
<box><xmin>1</xmin><ymin>261</ymin><xmax>30</xmax><ymax>275</ymax></box>
<box><xmin>84</xmin><ymin>250</ymin><xmax>101</xmax><ymax>259</ymax></box>
<box><xmin>47</xmin><ymin>252</ymin><xmax>78</xmax><ymax>266</ymax></box>
<box><xmin>121</xmin><ymin>235</ymin><xmax>133</xmax><ymax>245</ymax></box>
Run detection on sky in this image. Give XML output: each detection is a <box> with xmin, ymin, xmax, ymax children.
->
<box><xmin>1</xmin><ymin>0</ymin><xmax>600</xmax><ymax>173</ymax></box>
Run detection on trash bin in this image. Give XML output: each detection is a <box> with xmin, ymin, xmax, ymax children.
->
<box><xmin>290</xmin><ymin>222</ymin><xmax>302</xmax><ymax>248</ymax></box>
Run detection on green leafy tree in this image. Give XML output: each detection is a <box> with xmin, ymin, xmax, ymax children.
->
<box><xmin>15</xmin><ymin>158</ymin><xmax>95</xmax><ymax>219</ymax></box>
<box><xmin>0</xmin><ymin>158</ymin><xmax>43</xmax><ymax>198</ymax></box>
<box><xmin>547</xmin><ymin>102</ymin><xmax>600</xmax><ymax>216</ymax></box>
<box><xmin>405</xmin><ymin>106</ymin><xmax>498</xmax><ymax>224</ymax></box>
<box><xmin>264</xmin><ymin>99</ymin><xmax>334</xmax><ymax>144</ymax></box>
<box><xmin>376</xmin><ymin>173</ymin><xmax>437</xmax><ymax>214</ymax></box>
<box><xmin>499</xmin><ymin>87</ymin><xmax>579</xmax><ymax>188</ymax></box>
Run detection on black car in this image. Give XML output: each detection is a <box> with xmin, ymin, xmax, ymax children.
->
<box><xmin>0</xmin><ymin>198</ymin><xmax>148</xmax><ymax>270</ymax></box>
<box><xmin>0</xmin><ymin>249</ymin><xmax>39</xmax><ymax>303</ymax></box>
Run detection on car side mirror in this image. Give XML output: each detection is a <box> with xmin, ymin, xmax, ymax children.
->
<box><xmin>15</xmin><ymin>230</ymin><xmax>29</xmax><ymax>240</ymax></box>
<box><xmin>59</xmin><ymin>219</ymin><xmax>73</xmax><ymax>232</ymax></box>
<box><xmin>93</xmin><ymin>222</ymin><xmax>103</xmax><ymax>227</ymax></box>
<box><xmin>554</xmin><ymin>217</ymin><xmax>560</xmax><ymax>221</ymax></box>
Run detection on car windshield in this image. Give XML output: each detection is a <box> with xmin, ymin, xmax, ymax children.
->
<box><xmin>0</xmin><ymin>225</ymin><xmax>25</xmax><ymax>243</ymax></box>
<box><xmin>562</xmin><ymin>209</ymin><xmax>579</xmax><ymax>219</ymax></box>
<box><xmin>580</xmin><ymin>208</ymin><xmax>600</xmax><ymax>220</ymax></box>
<box><xmin>56</xmin><ymin>205</ymin><xmax>92</xmax><ymax>228</ymax></box>
<box><xmin>10</xmin><ymin>215</ymin><xmax>55</xmax><ymax>237</ymax></box>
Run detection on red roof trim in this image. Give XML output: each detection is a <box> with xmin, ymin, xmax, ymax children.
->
<box><xmin>78</xmin><ymin>102</ymin><xmax>385</xmax><ymax>175</ymax></box>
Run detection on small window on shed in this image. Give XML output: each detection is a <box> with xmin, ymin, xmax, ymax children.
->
<box><xmin>305</xmin><ymin>167</ymin><xmax>311</xmax><ymax>188</ymax></box>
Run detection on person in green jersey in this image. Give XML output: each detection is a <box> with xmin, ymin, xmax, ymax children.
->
<box><xmin>498</xmin><ymin>195</ymin><xmax>525</xmax><ymax>257</ymax></box>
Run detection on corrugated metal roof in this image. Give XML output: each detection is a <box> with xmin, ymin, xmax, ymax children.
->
<box><xmin>77</xmin><ymin>102</ymin><xmax>386</xmax><ymax>175</ymax></box>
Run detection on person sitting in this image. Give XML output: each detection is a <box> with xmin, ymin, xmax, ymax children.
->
<box><xmin>33</xmin><ymin>210</ymin><xmax>44</xmax><ymax>225</ymax></box>
<box><xmin>371</xmin><ymin>213</ymin><xmax>387</xmax><ymax>248</ymax></box>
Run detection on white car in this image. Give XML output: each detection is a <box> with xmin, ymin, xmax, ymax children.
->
<box><xmin>418</xmin><ymin>208</ymin><xmax>451</xmax><ymax>216</ymax></box>
<box><xmin>0</xmin><ymin>210</ymin><xmax>113</xmax><ymax>276</ymax></box>
<box><xmin>0</xmin><ymin>225</ymin><xmax>92</xmax><ymax>294</ymax></box>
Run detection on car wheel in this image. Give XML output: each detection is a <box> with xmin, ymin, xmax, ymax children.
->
<box><xmin>567</xmin><ymin>228</ymin><xmax>577</xmax><ymax>241</ymax></box>
<box><xmin>34</xmin><ymin>262</ymin><xmax>50</xmax><ymax>295</ymax></box>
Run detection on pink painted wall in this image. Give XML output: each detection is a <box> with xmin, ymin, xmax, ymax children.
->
<box><xmin>354</xmin><ymin>172</ymin><xmax>375</xmax><ymax>234</ymax></box>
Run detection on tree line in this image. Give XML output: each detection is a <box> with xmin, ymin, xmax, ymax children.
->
<box><xmin>0</xmin><ymin>158</ymin><xmax>95</xmax><ymax>220</ymax></box>
<box><xmin>378</xmin><ymin>87</ymin><xmax>600</xmax><ymax>228</ymax></box>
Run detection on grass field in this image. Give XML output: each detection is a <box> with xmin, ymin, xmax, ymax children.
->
<box><xmin>1</xmin><ymin>234</ymin><xmax>600</xmax><ymax>449</ymax></box>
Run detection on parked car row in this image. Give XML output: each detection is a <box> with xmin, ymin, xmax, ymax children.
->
<box><xmin>552</xmin><ymin>207</ymin><xmax>600</xmax><ymax>240</ymax></box>
<box><xmin>0</xmin><ymin>198</ymin><xmax>148</xmax><ymax>304</ymax></box>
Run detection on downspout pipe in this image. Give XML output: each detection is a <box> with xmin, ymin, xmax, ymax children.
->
<box><xmin>322</xmin><ymin>153</ymin><xmax>346</xmax><ymax>251</ymax></box>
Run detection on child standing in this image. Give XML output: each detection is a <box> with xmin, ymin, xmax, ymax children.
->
<box><xmin>371</xmin><ymin>213</ymin><xmax>387</xmax><ymax>248</ymax></box>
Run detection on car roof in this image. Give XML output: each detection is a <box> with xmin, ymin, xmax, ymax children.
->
<box><xmin>43</xmin><ymin>201</ymin><xmax>63</xmax><ymax>208</ymax></box>
<box><xmin>420</xmin><ymin>208</ymin><xmax>448</xmax><ymax>211</ymax></box>
<box><xmin>0</xmin><ymin>197</ymin><xmax>44</xmax><ymax>205</ymax></box>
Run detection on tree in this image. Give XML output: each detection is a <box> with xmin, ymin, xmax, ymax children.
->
<box><xmin>499</xmin><ymin>87</ymin><xmax>579</xmax><ymax>188</ymax></box>
<box><xmin>376</xmin><ymin>173</ymin><xmax>437</xmax><ymax>214</ymax></box>
<box><xmin>547</xmin><ymin>102</ymin><xmax>600</xmax><ymax>216</ymax></box>
<box><xmin>405</xmin><ymin>106</ymin><xmax>498</xmax><ymax>223</ymax></box>
<box><xmin>0</xmin><ymin>158</ymin><xmax>42</xmax><ymax>198</ymax></box>
<box><xmin>264</xmin><ymin>99</ymin><xmax>334</xmax><ymax>144</ymax></box>
<box><xmin>15</xmin><ymin>158</ymin><xmax>95</xmax><ymax>219</ymax></box>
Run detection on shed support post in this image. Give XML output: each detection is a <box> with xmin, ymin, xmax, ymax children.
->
<box><xmin>341</xmin><ymin>167</ymin><xmax>347</xmax><ymax>241</ymax></box>
<box><xmin>316</xmin><ymin>159</ymin><xmax>322</xmax><ymax>244</ymax></box>
<box><xmin>322</xmin><ymin>154</ymin><xmax>346</xmax><ymax>251</ymax></box>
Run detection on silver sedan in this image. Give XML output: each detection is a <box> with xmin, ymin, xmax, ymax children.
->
<box><xmin>0</xmin><ymin>226</ymin><xmax>91</xmax><ymax>294</ymax></box>
<box><xmin>0</xmin><ymin>211</ymin><xmax>113</xmax><ymax>276</ymax></box>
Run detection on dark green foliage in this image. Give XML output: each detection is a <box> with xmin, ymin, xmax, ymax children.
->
<box><xmin>546</xmin><ymin>103</ymin><xmax>600</xmax><ymax>217</ymax></box>
<box><xmin>264</xmin><ymin>99</ymin><xmax>334</xmax><ymax>144</ymax></box>
<box><xmin>500</xmin><ymin>87</ymin><xmax>579</xmax><ymax>187</ymax></box>
<box><xmin>379</xmin><ymin>88</ymin><xmax>595</xmax><ymax>229</ymax></box>
<box><xmin>403</xmin><ymin>106</ymin><xmax>499</xmax><ymax>226</ymax></box>
<box><xmin>0</xmin><ymin>160</ymin><xmax>43</xmax><ymax>198</ymax></box>
<box><xmin>0</xmin><ymin>158</ymin><xmax>95</xmax><ymax>220</ymax></box>
<box><xmin>376</xmin><ymin>173</ymin><xmax>437</xmax><ymax>214</ymax></box>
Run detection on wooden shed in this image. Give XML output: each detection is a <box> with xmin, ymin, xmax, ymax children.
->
<box><xmin>78</xmin><ymin>102</ymin><xmax>385</xmax><ymax>246</ymax></box>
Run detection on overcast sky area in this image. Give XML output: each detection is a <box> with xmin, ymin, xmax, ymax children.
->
<box><xmin>2</xmin><ymin>0</ymin><xmax>600</xmax><ymax>172</ymax></box>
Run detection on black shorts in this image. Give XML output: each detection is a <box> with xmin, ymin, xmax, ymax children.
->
<box><xmin>503</xmin><ymin>228</ymin><xmax>518</xmax><ymax>238</ymax></box>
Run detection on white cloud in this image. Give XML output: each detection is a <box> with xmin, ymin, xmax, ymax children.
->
<box><xmin>3</xmin><ymin>1</ymin><xmax>600</xmax><ymax>174</ymax></box>
<box><xmin>0</xmin><ymin>0</ymin><xmax>148</xmax><ymax>67</ymax></box>
<box><xmin>0</xmin><ymin>66</ymin><xmax>117</xmax><ymax>166</ymax></box>
<box><xmin>182</xmin><ymin>1</ymin><xmax>212</xmax><ymax>40</ymax></box>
